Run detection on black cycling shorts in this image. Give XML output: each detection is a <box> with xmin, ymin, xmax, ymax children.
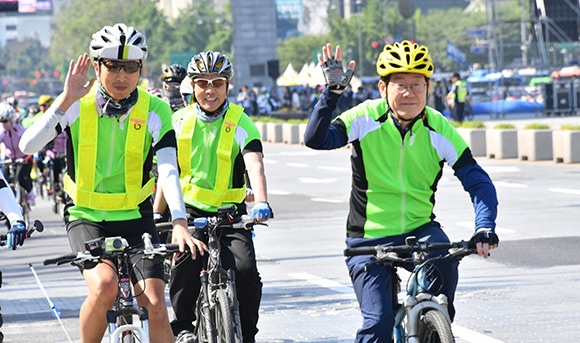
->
<box><xmin>66</xmin><ymin>216</ymin><xmax>165</xmax><ymax>283</ymax></box>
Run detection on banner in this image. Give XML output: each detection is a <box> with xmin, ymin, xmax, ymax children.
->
<box><xmin>446</xmin><ymin>41</ymin><xmax>466</xmax><ymax>69</ymax></box>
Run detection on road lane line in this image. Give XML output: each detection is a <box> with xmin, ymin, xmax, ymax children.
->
<box><xmin>269</xmin><ymin>189</ymin><xmax>291</xmax><ymax>195</ymax></box>
<box><xmin>288</xmin><ymin>272</ymin><xmax>353</xmax><ymax>294</ymax></box>
<box><xmin>290</xmin><ymin>273</ymin><xmax>507</xmax><ymax>343</ymax></box>
<box><xmin>549</xmin><ymin>188</ymin><xmax>580</xmax><ymax>195</ymax></box>
<box><xmin>452</xmin><ymin>324</ymin><xmax>507</xmax><ymax>343</ymax></box>
<box><xmin>493</xmin><ymin>181</ymin><xmax>527</xmax><ymax>188</ymax></box>
<box><xmin>286</xmin><ymin>162</ymin><xmax>308</xmax><ymax>168</ymax></box>
<box><xmin>298</xmin><ymin>177</ymin><xmax>337</xmax><ymax>184</ymax></box>
<box><xmin>311</xmin><ymin>198</ymin><xmax>345</xmax><ymax>203</ymax></box>
<box><xmin>318</xmin><ymin>166</ymin><xmax>350</xmax><ymax>172</ymax></box>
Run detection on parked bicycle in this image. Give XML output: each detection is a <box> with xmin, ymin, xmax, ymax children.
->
<box><xmin>158</xmin><ymin>205</ymin><xmax>266</xmax><ymax>343</ymax></box>
<box><xmin>344</xmin><ymin>236</ymin><xmax>475</xmax><ymax>343</ymax></box>
<box><xmin>43</xmin><ymin>232</ymin><xmax>180</xmax><ymax>343</ymax></box>
<box><xmin>0</xmin><ymin>158</ymin><xmax>31</xmax><ymax>226</ymax></box>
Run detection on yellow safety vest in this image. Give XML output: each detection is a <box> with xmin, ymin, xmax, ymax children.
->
<box><xmin>454</xmin><ymin>80</ymin><xmax>468</xmax><ymax>103</ymax></box>
<box><xmin>63</xmin><ymin>87</ymin><xmax>155</xmax><ymax>210</ymax></box>
<box><xmin>177</xmin><ymin>104</ymin><xmax>246</xmax><ymax>207</ymax></box>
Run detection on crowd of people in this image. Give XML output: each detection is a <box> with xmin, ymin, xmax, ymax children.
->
<box><xmin>0</xmin><ymin>22</ymin><xmax>499</xmax><ymax>343</ymax></box>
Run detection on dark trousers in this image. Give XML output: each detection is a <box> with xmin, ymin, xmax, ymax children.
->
<box><xmin>453</xmin><ymin>102</ymin><xmax>465</xmax><ymax>123</ymax></box>
<box><xmin>169</xmin><ymin>228</ymin><xmax>262</xmax><ymax>343</ymax></box>
<box><xmin>345</xmin><ymin>222</ymin><xmax>459</xmax><ymax>343</ymax></box>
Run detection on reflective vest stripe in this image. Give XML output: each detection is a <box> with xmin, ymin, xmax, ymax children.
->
<box><xmin>455</xmin><ymin>80</ymin><xmax>468</xmax><ymax>102</ymax></box>
<box><xmin>178</xmin><ymin>104</ymin><xmax>246</xmax><ymax>206</ymax></box>
<box><xmin>63</xmin><ymin>87</ymin><xmax>154</xmax><ymax>210</ymax></box>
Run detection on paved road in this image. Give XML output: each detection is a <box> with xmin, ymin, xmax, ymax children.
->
<box><xmin>1</xmin><ymin>129</ymin><xmax>580</xmax><ymax>342</ymax></box>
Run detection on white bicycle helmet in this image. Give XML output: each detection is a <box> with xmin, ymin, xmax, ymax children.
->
<box><xmin>0</xmin><ymin>102</ymin><xmax>15</xmax><ymax>122</ymax></box>
<box><xmin>187</xmin><ymin>51</ymin><xmax>234</xmax><ymax>80</ymax></box>
<box><xmin>90</xmin><ymin>23</ymin><xmax>148</xmax><ymax>61</ymax></box>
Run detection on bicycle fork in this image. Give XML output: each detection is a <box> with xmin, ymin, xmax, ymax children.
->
<box><xmin>393</xmin><ymin>293</ymin><xmax>451</xmax><ymax>343</ymax></box>
<box><xmin>107</xmin><ymin>274</ymin><xmax>150</xmax><ymax>343</ymax></box>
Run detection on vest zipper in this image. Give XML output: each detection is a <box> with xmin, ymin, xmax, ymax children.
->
<box><xmin>203</xmin><ymin>124</ymin><xmax>217</xmax><ymax>189</ymax></box>
<box><xmin>398</xmin><ymin>133</ymin><xmax>407</xmax><ymax>234</ymax></box>
<box><xmin>101</xmin><ymin>120</ymin><xmax>117</xmax><ymax>220</ymax></box>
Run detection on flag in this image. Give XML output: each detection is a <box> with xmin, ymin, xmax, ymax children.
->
<box><xmin>446</xmin><ymin>42</ymin><xmax>466</xmax><ymax>69</ymax></box>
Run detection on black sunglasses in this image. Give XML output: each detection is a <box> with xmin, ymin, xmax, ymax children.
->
<box><xmin>99</xmin><ymin>59</ymin><xmax>142</xmax><ymax>74</ymax></box>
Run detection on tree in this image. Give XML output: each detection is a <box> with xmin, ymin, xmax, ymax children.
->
<box><xmin>50</xmin><ymin>0</ymin><xmax>136</xmax><ymax>78</ymax></box>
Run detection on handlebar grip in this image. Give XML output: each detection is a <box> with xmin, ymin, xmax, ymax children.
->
<box><xmin>163</xmin><ymin>243</ymin><xmax>181</xmax><ymax>252</ymax></box>
<box><xmin>343</xmin><ymin>246</ymin><xmax>379</xmax><ymax>257</ymax></box>
<box><xmin>43</xmin><ymin>253</ymin><xmax>77</xmax><ymax>266</ymax></box>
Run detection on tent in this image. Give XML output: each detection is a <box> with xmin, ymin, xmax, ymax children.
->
<box><xmin>276</xmin><ymin>63</ymin><xmax>300</xmax><ymax>86</ymax></box>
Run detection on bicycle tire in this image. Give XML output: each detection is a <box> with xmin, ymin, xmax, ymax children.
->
<box><xmin>214</xmin><ymin>288</ymin><xmax>235</xmax><ymax>343</ymax></box>
<box><xmin>194</xmin><ymin>292</ymin><xmax>216</xmax><ymax>343</ymax></box>
<box><xmin>418</xmin><ymin>310</ymin><xmax>455</xmax><ymax>343</ymax></box>
<box><xmin>226</xmin><ymin>270</ymin><xmax>243</xmax><ymax>343</ymax></box>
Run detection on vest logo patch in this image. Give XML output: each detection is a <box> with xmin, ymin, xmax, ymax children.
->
<box><xmin>130</xmin><ymin>118</ymin><xmax>145</xmax><ymax>130</ymax></box>
<box><xmin>224</xmin><ymin>121</ymin><xmax>236</xmax><ymax>133</ymax></box>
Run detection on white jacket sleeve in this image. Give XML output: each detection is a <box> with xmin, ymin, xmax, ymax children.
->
<box><xmin>0</xmin><ymin>170</ymin><xmax>24</xmax><ymax>224</ymax></box>
<box><xmin>156</xmin><ymin>146</ymin><xmax>187</xmax><ymax>221</ymax></box>
<box><xmin>19</xmin><ymin>107</ymin><xmax>62</xmax><ymax>154</ymax></box>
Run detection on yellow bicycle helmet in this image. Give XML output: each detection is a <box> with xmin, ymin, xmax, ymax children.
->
<box><xmin>376</xmin><ymin>40</ymin><xmax>434</xmax><ymax>78</ymax></box>
<box><xmin>38</xmin><ymin>95</ymin><xmax>54</xmax><ymax>107</ymax></box>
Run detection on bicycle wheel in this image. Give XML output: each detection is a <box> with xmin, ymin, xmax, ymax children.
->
<box><xmin>226</xmin><ymin>270</ymin><xmax>243</xmax><ymax>342</ymax></box>
<box><xmin>116</xmin><ymin>313</ymin><xmax>136</xmax><ymax>343</ymax></box>
<box><xmin>214</xmin><ymin>288</ymin><xmax>235</xmax><ymax>343</ymax></box>
<box><xmin>418</xmin><ymin>310</ymin><xmax>455</xmax><ymax>343</ymax></box>
<box><xmin>194</xmin><ymin>293</ymin><xmax>216</xmax><ymax>343</ymax></box>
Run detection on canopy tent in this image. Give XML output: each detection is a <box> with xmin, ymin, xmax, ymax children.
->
<box><xmin>276</xmin><ymin>63</ymin><xmax>300</xmax><ymax>86</ymax></box>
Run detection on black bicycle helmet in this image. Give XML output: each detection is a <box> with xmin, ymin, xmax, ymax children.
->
<box><xmin>162</xmin><ymin>64</ymin><xmax>187</xmax><ymax>84</ymax></box>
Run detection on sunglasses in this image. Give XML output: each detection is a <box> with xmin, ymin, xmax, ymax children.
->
<box><xmin>99</xmin><ymin>59</ymin><xmax>142</xmax><ymax>74</ymax></box>
<box><xmin>193</xmin><ymin>77</ymin><xmax>227</xmax><ymax>89</ymax></box>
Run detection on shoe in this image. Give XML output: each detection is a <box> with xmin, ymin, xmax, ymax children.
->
<box><xmin>175</xmin><ymin>330</ymin><xmax>196</xmax><ymax>343</ymax></box>
<box><xmin>26</xmin><ymin>193</ymin><xmax>35</xmax><ymax>206</ymax></box>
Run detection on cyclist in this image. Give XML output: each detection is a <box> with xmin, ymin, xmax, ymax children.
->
<box><xmin>304</xmin><ymin>41</ymin><xmax>499</xmax><ymax>343</ymax></box>
<box><xmin>161</xmin><ymin>63</ymin><xmax>187</xmax><ymax>113</ymax></box>
<box><xmin>22</xmin><ymin>95</ymin><xmax>53</xmax><ymax>128</ymax></box>
<box><xmin>153</xmin><ymin>50</ymin><xmax>273</xmax><ymax>343</ymax></box>
<box><xmin>19</xmin><ymin>23</ymin><xmax>199</xmax><ymax>343</ymax></box>
<box><xmin>0</xmin><ymin>168</ymin><xmax>27</xmax><ymax>250</ymax></box>
<box><xmin>0</xmin><ymin>102</ymin><xmax>35</xmax><ymax>205</ymax></box>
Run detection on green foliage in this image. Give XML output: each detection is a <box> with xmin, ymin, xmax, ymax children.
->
<box><xmin>49</xmin><ymin>0</ymin><xmax>232</xmax><ymax>89</ymax></box>
<box><xmin>493</xmin><ymin>123</ymin><xmax>516</xmax><ymax>129</ymax></box>
<box><xmin>523</xmin><ymin>123</ymin><xmax>550</xmax><ymax>130</ymax></box>
<box><xmin>461</xmin><ymin>121</ymin><xmax>486</xmax><ymax>129</ymax></box>
<box><xmin>560</xmin><ymin>125</ymin><xmax>580</xmax><ymax>130</ymax></box>
<box><xmin>278</xmin><ymin>35</ymin><xmax>328</xmax><ymax>73</ymax></box>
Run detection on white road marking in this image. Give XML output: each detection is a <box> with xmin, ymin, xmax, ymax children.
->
<box><xmin>318</xmin><ymin>166</ymin><xmax>350</xmax><ymax>172</ymax></box>
<box><xmin>482</xmin><ymin>166</ymin><xmax>521</xmax><ymax>173</ymax></box>
<box><xmin>268</xmin><ymin>190</ymin><xmax>291</xmax><ymax>195</ymax></box>
<box><xmin>290</xmin><ymin>273</ymin><xmax>507</xmax><ymax>343</ymax></box>
<box><xmin>280</xmin><ymin>151</ymin><xmax>320</xmax><ymax>156</ymax></box>
<box><xmin>493</xmin><ymin>181</ymin><xmax>527</xmax><ymax>188</ymax></box>
<box><xmin>310</xmin><ymin>198</ymin><xmax>345</xmax><ymax>203</ymax></box>
<box><xmin>549</xmin><ymin>188</ymin><xmax>580</xmax><ymax>195</ymax></box>
<box><xmin>452</xmin><ymin>324</ymin><xmax>507</xmax><ymax>343</ymax></box>
<box><xmin>298</xmin><ymin>177</ymin><xmax>337</xmax><ymax>184</ymax></box>
<box><xmin>288</xmin><ymin>272</ymin><xmax>353</xmax><ymax>294</ymax></box>
<box><xmin>456</xmin><ymin>222</ymin><xmax>516</xmax><ymax>234</ymax></box>
<box><xmin>286</xmin><ymin>162</ymin><xmax>308</xmax><ymax>168</ymax></box>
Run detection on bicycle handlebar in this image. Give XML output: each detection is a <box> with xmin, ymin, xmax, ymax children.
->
<box><xmin>43</xmin><ymin>233</ymin><xmax>181</xmax><ymax>266</ymax></box>
<box><xmin>0</xmin><ymin>219</ymin><xmax>44</xmax><ymax>246</ymax></box>
<box><xmin>155</xmin><ymin>214</ymin><xmax>266</xmax><ymax>232</ymax></box>
<box><xmin>343</xmin><ymin>238</ymin><xmax>475</xmax><ymax>258</ymax></box>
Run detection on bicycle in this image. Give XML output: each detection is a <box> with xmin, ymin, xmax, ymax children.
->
<box><xmin>43</xmin><ymin>232</ymin><xmax>180</xmax><ymax>343</ymax></box>
<box><xmin>344</xmin><ymin>236</ymin><xmax>475</xmax><ymax>343</ymax></box>
<box><xmin>0</xmin><ymin>158</ymin><xmax>31</xmax><ymax>227</ymax></box>
<box><xmin>0</xmin><ymin>219</ymin><xmax>44</xmax><ymax>343</ymax></box>
<box><xmin>158</xmin><ymin>205</ymin><xmax>265</xmax><ymax>343</ymax></box>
